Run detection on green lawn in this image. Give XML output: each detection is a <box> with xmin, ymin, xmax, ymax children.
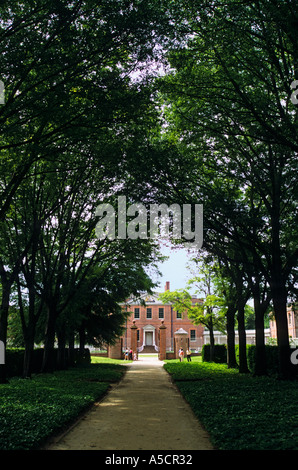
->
<box><xmin>0</xmin><ymin>358</ymin><xmax>126</xmax><ymax>450</ymax></box>
<box><xmin>164</xmin><ymin>358</ymin><xmax>298</xmax><ymax>450</ymax></box>
<box><xmin>2</xmin><ymin>356</ymin><xmax>297</xmax><ymax>450</ymax></box>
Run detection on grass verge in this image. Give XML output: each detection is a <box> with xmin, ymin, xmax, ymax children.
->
<box><xmin>164</xmin><ymin>358</ymin><xmax>298</xmax><ymax>450</ymax></box>
<box><xmin>0</xmin><ymin>357</ymin><xmax>126</xmax><ymax>450</ymax></box>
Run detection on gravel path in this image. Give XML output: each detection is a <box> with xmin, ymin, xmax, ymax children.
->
<box><xmin>44</xmin><ymin>355</ymin><xmax>214</xmax><ymax>451</ymax></box>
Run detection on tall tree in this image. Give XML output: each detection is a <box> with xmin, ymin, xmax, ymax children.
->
<box><xmin>146</xmin><ymin>0</ymin><xmax>298</xmax><ymax>378</ymax></box>
<box><xmin>0</xmin><ymin>0</ymin><xmax>175</xmax><ymax>380</ymax></box>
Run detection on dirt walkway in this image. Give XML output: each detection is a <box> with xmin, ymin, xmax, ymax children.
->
<box><xmin>44</xmin><ymin>355</ymin><xmax>214</xmax><ymax>451</ymax></box>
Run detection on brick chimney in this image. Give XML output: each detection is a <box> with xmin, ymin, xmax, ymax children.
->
<box><xmin>165</xmin><ymin>281</ymin><xmax>170</xmax><ymax>291</ymax></box>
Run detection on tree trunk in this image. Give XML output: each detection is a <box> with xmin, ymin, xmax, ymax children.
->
<box><xmin>272</xmin><ymin>281</ymin><xmax>293</xmax><ymax>379</ymax></box>
<box><xmin>208</xmin><ymin>315</ymin><xmax>215</xmax><ymax>362</ymax></box>
<box><xmin>79</xmin><ymin>323</ymin><xmax>86</xmax><ymax>356</ymax></box>
<box><xmin>237</xmin><ymin>303</ymin><xmax>250</xmax><ymax>373</ymax></box>
<box><xmin>0</xmin><ymin>281</ymin><xmax>11</xmax><ymax>383</ymax></box>
<box><xmin>41</xmin><ymin>306</ymin><xmax>57</xmax><ymax>373</ymax></box>
<box><xmin>23</xmin><ymin>341</ymin><xmax>34</xmax><ymax>379</ymax></box>
<box><xmin>18</xmin><ymin>281</ymin><xmax>37</xmax><ymax>379</ymax></box>
<box><xmin>226</xmin><ymin>305</ymin><xmax>237</xmax><ymax>368</ymax></box>
<box><xmin>22</xmin><ymin>318</ymin><xmax>36</xmax><ymax>378</ymax></box>
<box><xmin>270</xmin><ymin>177</ymin><xmax>294</xmax><ymax>379</ymax></box>
<box><xmin>254</xmin><ymin>295</ymin><xmax>267</xmax><ymax>376</ymax></box>
<box><xmin>57</xmin><ymin>328</ymin><xmax>67</xmax><ymax>370</ymax></box>
<box><xmin>68</xmin><ymin>331</ymin><xmax>75</xmax><ymax>367</ymax></box>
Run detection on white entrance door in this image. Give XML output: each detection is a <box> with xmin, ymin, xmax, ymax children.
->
<box><xmin>146</xmin><ymin>331</ymin><xmax>153</xmax><ymax>346</ymax></box>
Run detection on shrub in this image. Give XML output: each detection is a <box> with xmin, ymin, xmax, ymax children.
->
<box><xmin>245</xmin><ymin>344</ymin><xmax>279</xmax><ymax>375</ymax></box>
<box><xmin>4</xmin><ymin>348</ymin><xmax>91</xmax><ymax>378</ymax></box>
<box><xmin>202</xmin><ymin>344</ymin><xmax>227</xmax><ymax>363</ymax></box>
<box><xmin>5</xmin><ymin>349</ymin><xmax>25</xmax><ymax>377</ymax></box>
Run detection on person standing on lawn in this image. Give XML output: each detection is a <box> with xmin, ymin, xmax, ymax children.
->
<box><xmin>179</xmin><ymin>348</ymin><xmax>184</xmax><ymax>362</ymax></box>
<box><xmin>186</xmin><ymin>349</ymin><xmax>191</xmax><ymax>362</ymax></box>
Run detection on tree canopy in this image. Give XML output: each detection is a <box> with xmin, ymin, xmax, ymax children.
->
<box><xmin>139</xmin><ymin>0</ymin><xmax>297</xmax><ymax>379</ymax></box>
<box><xmin>0</xmin><ymin>0</ymin><xmax>173</xmax><ymax>379</ymax></box>
<box><xmin>0</xmin><ymin>0</ymin><xmax>297</xmax><ymax>380</ymax></box>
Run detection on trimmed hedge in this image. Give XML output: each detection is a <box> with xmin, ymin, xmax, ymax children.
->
<box><xmin>202</xmin><ymin>343</ymin><xmax>288</xmax><ymax>376</ymax></box>
<box><xmin>241</xmin><ymin>344</ymin><xmax>279</xmax><ymax>375</ymax></box>
<box><xmin>5</xmin><ymin>348</ymin><xmax>91</xmax><ymax>378</ymax></box>
<box><xmin>202</xmin><ymin>344</ymin><xmax>227</xmax><ymax>363</ymax></box>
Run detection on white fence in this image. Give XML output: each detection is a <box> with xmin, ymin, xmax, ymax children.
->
<box><xmin>203</xmin><ymin>329</ymin><xmax>271</xmax><ymax>345</ymax></box>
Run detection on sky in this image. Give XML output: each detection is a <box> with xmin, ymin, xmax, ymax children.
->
<box><xmin>153</xmin><ymin>245</ymin><xmax>255</xmax><ymax>307</ymax></box>
<box><xmin>150</xmin><ymin>244</ymin><xmax>197</xmax><ymax>293</ymax></box>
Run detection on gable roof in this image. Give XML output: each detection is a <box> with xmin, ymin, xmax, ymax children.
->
<box><xmin>124</xmin><ymin>292</ymin><xmax>163</xmax><ymax>306</ymax></box>
<box><xmin>120</xmin><ymin>291</ymin><xmax>204</xmax><ymax>307</ymax></box>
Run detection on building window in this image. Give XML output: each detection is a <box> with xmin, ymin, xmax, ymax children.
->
<box><xmin>159</xmin><ymin>308</ymin><xmax>164</xmax><ymax>319</ymax></box>
<box><xmin>137</xmin><ymin>330</ymin><xmax>140</xmax><ymax>341</ymax></box>
<box><xmin>134</xmin><ymin>308</ymin><xmax>140</xmax><ymax>319</ymax></box>
<box><xmin>176</xmin><ymin>310</ymin><xmax>182</xmax><ymax>319</ymax></box>
<box><xmin>146</xmin><ymin>308</ymin><xmax>152</xmax><ymax>319</ymax></box>
<box><xmin>190</xmin><ymin>330</ymin><xmax>196</xmax><ymax>341</ymax></box>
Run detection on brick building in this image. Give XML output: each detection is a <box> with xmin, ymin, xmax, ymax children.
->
<box><xmin>270</xmin><ymin>303</ymin><xmax>298</xmax><ymax>345</ymax></box>
<box><xmin>121</xmin><ymin>282</ymin><xmax>204</xmax><ymax>353</ymax></box>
